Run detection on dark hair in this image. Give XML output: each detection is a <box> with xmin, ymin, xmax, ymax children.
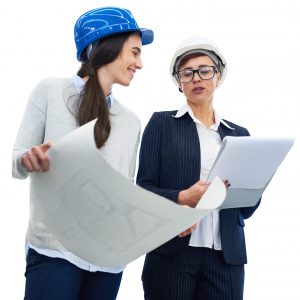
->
<box><xmin>76</xmin><ymin>31</ymin><xmax>133</xmax><ymax>148</ymax></box>
<box><xmin>178</xmin><ymin>52</ymin><xmax>207</xmax><ymax>71</ymax></box>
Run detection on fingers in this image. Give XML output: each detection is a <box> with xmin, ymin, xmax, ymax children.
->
<box><xmin>193</xmin><ymin>180</ymin><xmax>209</xmax><ymax>201</ymax></box>
<box><xmin>195</xmin><ymin>180</ymin><xmax>208</xmax><ymax>192</ymax></box>
<box><xmin>178</xmin><ymin>228</ymin><xmax>194</xmax><ymax>238</ymax></box>
<box><xmin>32</xmin><ymin>146</ymin><xmax>50</xmax><ymax>172</ymax></box>
<box><xmin>223</xmin><ymin>180</ymin><xmax>231</xmax><ymax>188</ymax></box>
<box><xmin>21</xmin><ymin>143</ymin><xmax>51</xmax><ymax>173</ymax></box>
<box><xmin>178</xmin><ymin>223</ymin><xmax>197</xmax><ymax>238</ymax></box>
<box><xmin>197</xmin><ymin>179</ymin><xmax>206</xmax><ymax>185</ymax></box>
<box><xmin>40</xmin><ymin>142</ymin><xmax>52</xmax><ymax>153</ymax></box>
<box><xmin>22</xmin><ymin>150</ymin><xmax>39</xmax><ymax>172</ymax></box>
<box><xmin>178</xmin><ymin>180</ymin><xmax>209</xmax><ymax>207</ymax></box>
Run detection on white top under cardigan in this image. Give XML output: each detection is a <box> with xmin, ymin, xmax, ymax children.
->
<box><xmin>12</xmin><ymin>76</ymin><xmax>141</xmax><ymax>273</ymax></box>
<box><xmin>173</xmin><ymin>104</ymin><xmax>234</xmax><ymax>250</ymax></box>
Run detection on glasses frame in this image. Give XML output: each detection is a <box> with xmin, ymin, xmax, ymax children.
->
<box><xmin>176</xmin><ymin>65</ymin><xmax>218</xmax><ymax>83</ymax></box>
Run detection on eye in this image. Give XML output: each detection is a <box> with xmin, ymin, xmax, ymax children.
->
<box><xmin>199</xmin><ymin>66</ymin><xmax>214</xmax><ymax>75</ymax></box>
<box><xmin>181</xmin><ymin>69</ymin><xmax>193</xmax><ymax>76</ymax></box>
<box><xmin>132</xmin><ymin>50</ymin><xmax>139</xmax><ymax>57</ymax></box>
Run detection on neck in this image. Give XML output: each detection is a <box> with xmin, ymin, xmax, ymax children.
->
<box><xmin>97</xmin><ymin>68</ymin><xmax>112</xmax><ymax>97</ymax></box>
<box><xmin>188</xmin><ymin>101</ymin><xmax>215</xmax><ymax>127</ymax></box>
<box><xmin>82</xmin><ymin>75</ymin><xmax>112</xmax><ymax>97</ymax></box>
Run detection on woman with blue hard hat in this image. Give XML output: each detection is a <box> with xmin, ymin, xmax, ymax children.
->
<box><xmin>137</xmin><ymin>36</ymin><xmax>260</xmax><ymax>300</ymax></box>
<box><xmin>12</xmin><ymin>6</ymin><xmax>153</xmax><ymax>300</ymax></box>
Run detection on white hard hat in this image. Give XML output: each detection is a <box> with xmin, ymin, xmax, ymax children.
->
<box><xmin>170</xmin><ymin>36</ymin><xmax>227</xmax><ymax>88</ymax></box>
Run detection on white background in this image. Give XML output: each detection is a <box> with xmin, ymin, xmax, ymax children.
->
<box><xmin>1</xmin><ymin>0</ymin><xmax>300</xmax><ymax>299</ymax></box>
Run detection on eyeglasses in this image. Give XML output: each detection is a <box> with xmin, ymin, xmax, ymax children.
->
<box><xmin>175</xmin><ymin>66</ymin><xmax>218</xmax><ymax>83</ymax></box>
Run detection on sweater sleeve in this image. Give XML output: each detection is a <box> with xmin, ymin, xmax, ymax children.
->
<box><xmin>12</xmin><ymin>79</ymin><xmax>48</xmax><ymax>179</ymax></box>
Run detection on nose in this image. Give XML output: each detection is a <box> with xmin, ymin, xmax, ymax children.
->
<box><xmin>193</xmin><ymin>70</ymin><xmax>202</xmax><ymax>82</ymax></box>
<box><xmin>135</xmin><ymin>56</ymin><xmax>143</xmax><ymax>70</ymax></box>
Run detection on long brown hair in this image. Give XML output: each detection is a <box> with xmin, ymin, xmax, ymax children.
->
<box><xmin>76</xmin><ymin>32</ymin><xmax>133</xmax><ymax>148</ymax></box>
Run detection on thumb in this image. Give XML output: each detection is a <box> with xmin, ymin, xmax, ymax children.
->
<box><xmin>197</xmin><ymin>179</ymin><xmax>206</xmax><ymax>185</ymax></box>
<box><xmin>191</xmin><ymin>223</ymin><xmax>197</xmax><ymax>230</ymax></box>
<box><xmin>40</xmin><ymin>142</ymin><xmax>52</xmax><ymax>153</ymax></box>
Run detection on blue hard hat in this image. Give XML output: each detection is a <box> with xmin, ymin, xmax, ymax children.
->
<box><xmin>74</xmin><ymin>7</ymin><xmax>154</xmax><ymax>62</ymax></box>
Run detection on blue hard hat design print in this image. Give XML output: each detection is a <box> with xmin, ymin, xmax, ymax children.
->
<box><xmin>74</xmin><ymin>7</ymin><xmax>154</xmax><ymax>62</ymax></box>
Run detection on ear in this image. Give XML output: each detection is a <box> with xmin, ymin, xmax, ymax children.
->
<box><xmin>178</xmin><ymin>81</ymin><xmax>183</xmax><ymax>93</ymax></box>
<box><xmin>215</xmin><ymin>74</ymin><xmax>221</xmax><ymax>87</ymax></box>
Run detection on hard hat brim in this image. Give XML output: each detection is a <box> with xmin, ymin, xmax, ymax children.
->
<box><xmin>140</xmin><ymin>28</ymin><xmax>154</xmax><ymax>45</ymax></box>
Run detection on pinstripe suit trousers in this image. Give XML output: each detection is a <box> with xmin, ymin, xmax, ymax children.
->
<box><xmin>142</xmin><ymin>247</ymin><xmax>244</xmax><ymax>300</ymax></box>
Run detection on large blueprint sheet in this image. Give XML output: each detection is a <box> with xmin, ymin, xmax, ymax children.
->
<box><xmin>30</xmin><ymin>120</ymin><xmax>226</xmax><ymax>267</ymax></box>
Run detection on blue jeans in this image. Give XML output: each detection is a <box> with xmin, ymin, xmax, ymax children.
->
<box><xmin>24</xmin><ymin>248</ymin><xmax>122</xmax><ymax>300</ymax></box>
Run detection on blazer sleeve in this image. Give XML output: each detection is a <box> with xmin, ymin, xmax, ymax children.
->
<box><xmin>240</xmin><ymin>199</ymin><xmax>261</xmax><ymax>219</ymax></box>
<box><xmin>136</xmin><ymin>113</ymin><xmax>181</xmax><ymax>202</ymax></box>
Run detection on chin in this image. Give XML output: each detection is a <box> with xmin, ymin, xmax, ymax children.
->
<box><xmin>125</xmin><ymin>78</ymin><xmax>132</xmax><ymax>86</ymax></box>
<box><xmin>118</xmin><ymin>80</ymin><xmax>131</xmax><ymax>87</ymax></box>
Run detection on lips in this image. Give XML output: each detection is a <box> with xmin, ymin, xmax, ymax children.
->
<box><xmin>128</xmin><ymin>69</ymin><xmax>135</xmax><ymax>79</ymax></box>
<box><xmin>192</xmin><ymin>86</ymin><xmax>204</xmax><ymax>92</ymax></box>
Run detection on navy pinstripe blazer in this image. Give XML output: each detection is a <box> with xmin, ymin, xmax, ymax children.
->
<box><xmin>137</xmin><ymin>111</ymin><xmax>260</xmax><ymax>265</ymax></box>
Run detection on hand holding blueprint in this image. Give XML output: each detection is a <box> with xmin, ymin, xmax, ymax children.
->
<box><xmin>30</xmin><ymin>120</ymin><xmax>226</xmax><ymax>267</ymax></box>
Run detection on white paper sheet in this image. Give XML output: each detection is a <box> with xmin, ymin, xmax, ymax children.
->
<box><xmin>205</xmin><ymin>136</ymin><xmax>295</xmax><ymax>209</ymax></box>
<box><xmin>30</xmin><ymin>120</ymin><xmax>226</xmax><ymax>267</ymax></box>
<box><xmin>207</xmin><ymin>136</ymin><xmax>295</xmax><ymax>188</ymax></box>
<box><xmin>195</xmin><ymin>176</ymin><xmax>226</xmax><ymax>209</ymax></box>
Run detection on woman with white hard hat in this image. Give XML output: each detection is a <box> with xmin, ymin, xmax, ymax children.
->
<box><xmin>12</xmin><ymin>6</ymin><xmax>153</xmax><ymax>300</ymax></box>
<box><xmin>137</xmin><ymin>36</ymin><xmax>260</xmax><ymax>300</ymax></box>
